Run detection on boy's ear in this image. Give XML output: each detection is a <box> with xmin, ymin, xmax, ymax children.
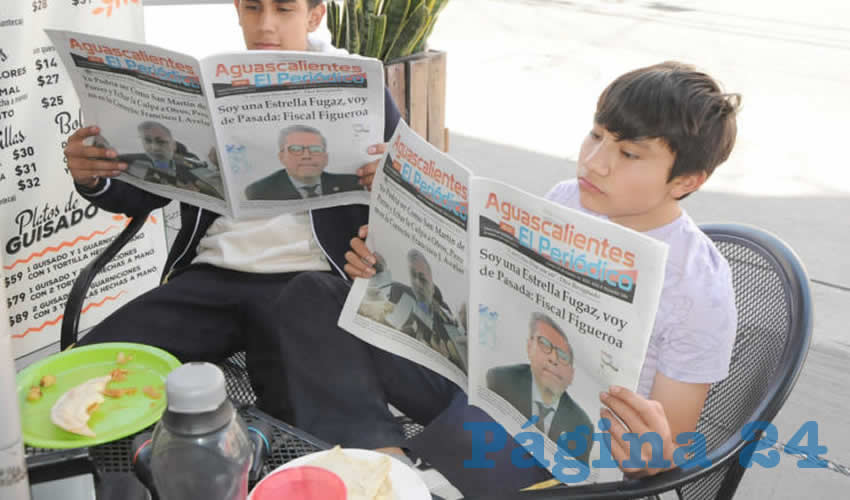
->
<box><xmin>308</xmin><ymin>2</ymin><xmax>327</xmax><ymax>32</ymax></box>
<box><xmin>670</xmin><ymin>171</ymin><xmax>707</xmax><ymax>199</ymax></box>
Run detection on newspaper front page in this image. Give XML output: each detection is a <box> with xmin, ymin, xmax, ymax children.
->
<box><xmin>467</xmin><ymin>178</ymin><xmax>668</xmax><ymax>483</ymax></box>
<box><xmin>45</xmin><ymin>30</ymin><xmax>384</xmax><ymax>219</ymax></box>
<box><xmin>339</xmin><ymin>121</ymin><xmax>470</xmax><ymax>389</ymax></box>
<box><xmin>339</xmin><ymin>121</ymin><xmax>670</xmax><ymax>483</ymax></box>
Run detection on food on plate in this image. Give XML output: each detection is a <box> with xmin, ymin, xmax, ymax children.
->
<box><xmin>116</xmin><ymin>352</ymin><xmax>133</xmax><ymax>365</ymax></box>
<box><xmin>143</xmin><ymin>386</ymin><xmax>162</xmax><ymax>399</ymax></box>
<box><xmin>50</xmin><ymin>375</ymin><xmax>112</xmax><ymax>437</ymax></box>
<box><xmin>110</xmin><ymin>368</ymin><xmax>129</xmax><ymax>382</ymax></box>
<box><xmin>27</xmin><ymin>386</ymin><xmax>43</xmax><ymax>402</ymax></box>
<box><xmin>40</xmin><ymin>374</ymin><xmax>57</xmax><ymax>388</ymax></box>
<box><xmin>103</xmin><ymin>386</ymin><xmax>138</xmax><ymax>398</ymax></box>
<box><xmin>308</xmin><ymin>446</ymin><xmax>393</xmax><ymax>500</ymax></box>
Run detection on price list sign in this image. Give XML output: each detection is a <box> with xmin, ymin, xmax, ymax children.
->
<box><xmin>1</xmin><ymin>1</ymin><xmax>167</xmax><ymax>358</ymax></box>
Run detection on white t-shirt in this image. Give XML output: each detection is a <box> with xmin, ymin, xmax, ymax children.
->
<box><xmin>191</xmin><ymin>34</ymin><xmax>348</xmax><ymax>274</ymax></box>
<box><xmin>191</xmin><ymin>212</ymin><xmax>330</xmax><ymax>273</ymax></box>
<box><xmin>545</xmin><ymin>179</ymin><xmax>737</xmax><ymax>397</ymax></box>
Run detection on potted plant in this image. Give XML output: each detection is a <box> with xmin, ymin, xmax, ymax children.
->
<box><xmin>327</xmin><ymin>0</ymin><xmax>450</xmax><ymax>151</ymax></box>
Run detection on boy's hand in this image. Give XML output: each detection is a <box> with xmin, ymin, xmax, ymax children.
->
<box><xmin>344</xmin><ymin>225</ymin><xmax>383</xmax><ymax>279</ymax></box>
<box><xmin>356</xmin><ymin>143</ymin><xmax>386</xmax><ymax>191</ymax></box>
<box><xmin>600</xmin><ymin>385</ymin><xmax>676</xmax><ymax>478</ymax></box>
<box><xmin>64</xmin><ymin>126</ymin><xmax>127</xmax><ymax>188</ymax></box>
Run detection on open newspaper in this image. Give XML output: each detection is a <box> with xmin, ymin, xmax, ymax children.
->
<box><xmin>339</xmin><ymin>121</ymin><xmax>669</xmax><ymax>483</ymax></box>
<box><xmin>45</xmin><ymin>30</ymin><xmax>384</xmax><ymax>219</ymax></box>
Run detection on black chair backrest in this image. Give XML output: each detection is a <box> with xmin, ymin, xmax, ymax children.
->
<box><xmin>61</xmin><ymin>212</ymin><xmax>153</xmax><ymax>350</ymax></box>
<box><xmin>677</xmin><ymin>223</ymin><xmax>814</xmax><ymax>499</ymax></box>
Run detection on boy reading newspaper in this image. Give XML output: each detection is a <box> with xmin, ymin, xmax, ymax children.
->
<box><xmin>61</xmin><ymin>0</ymin><xmax>400</xmax><ymax>426</ymax></box>
<box><xmin>290</xmin><ymin>61</ymin><xmax>741</xmax><ymax>496</ymax></box>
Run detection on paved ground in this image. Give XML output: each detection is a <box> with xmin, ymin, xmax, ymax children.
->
<box><xmin>432</xmin><ymin>1</ymin><xmax>850</xmax><ymax>496</ymax></box>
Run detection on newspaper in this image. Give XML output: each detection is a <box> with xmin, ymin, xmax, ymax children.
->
<box><xmin>45</xmin><ymin>30</ymin><xmax>384</xmax><ymax>219</ymax></box>
<box><xmin>339</xmin><ymin>121</ymin><xmax>669</xmax><ymax>483</ymax></box>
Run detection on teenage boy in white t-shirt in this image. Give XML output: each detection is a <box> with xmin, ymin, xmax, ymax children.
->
<box><xmin>305</xmin><ymin>61</ymin><xmax>742</xmax><ymax>496</ymax></box>
<box><xmin>62</xmin><ymin>0</ymin><xmax>400</xmax><ymax>425</ymax></box>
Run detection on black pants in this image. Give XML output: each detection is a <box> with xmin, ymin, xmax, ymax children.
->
<box><xmin>274</xmin><ymin>272</ymin><xmax>554</xmax><ymax>496</ymax></box>
<box><xmin>80</xmin><ymin>267</ymin><xmax>551</xmax><ymax>496</ymax></box>
<box><xmin>78</xmin><ymin>265</ymin><xmax>345</xmax><ymax>423</ymax></box>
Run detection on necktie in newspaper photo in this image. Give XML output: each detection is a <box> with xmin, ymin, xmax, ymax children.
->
<box><xmin>302</xmin><ymin>185</ymin><xmax>319</xmax><ymax>198</ymax></box>
<box><xmin>535</xmin><ymin>401</ymin><xmax>554</xmax><ymax>432</ymax></box>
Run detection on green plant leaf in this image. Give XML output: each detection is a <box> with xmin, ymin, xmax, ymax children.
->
<box><xmin>339</xmin><ymin>1</ymin><xmax>349</xmax><ymax>51</ymax></box>
<box><xmin>380</xmin><ymin>0</ymin><xmax>411</xmax><ymax>59</ymax></box>
<box><xmin>327</xmin><ymin>1</ymin><xmax>339</xmax><ymax>46</ymax></box>
<box><xmin>385</xmin><ymin>2</ymin><xmax>429</xmax><ymax>61</ymax></box>
<box><xmin>410</xmin><ymin>0</ymin><xmax>426</xmax><ymax>15</ymax></box>
<box><xmin>365</xmin><ymin>0</ymin><xmax>380</xmax><ymax>17</ymax></box>
<box><xmin>365</xmin><ymin>14</ymin><xmax>387</xmax><ymax>58</ymax></box>
<box><xmin>413</xmin><ymin>0</ymin><xmax>448</xmax><ymax>52</ymax></box>
<box><xmin>346</xmin><ymin>0</ymin><xmax>361</xmax><ymax>54</ymax></box>
<box><xmin>357</xmin><ymin>0</ymin><xmax>368</xmax><ymax>55</ymax></box>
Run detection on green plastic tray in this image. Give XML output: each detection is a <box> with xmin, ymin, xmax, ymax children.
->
<box><xmin>16</xmin><ymin>342</ymin><xmax>181</xmax><ymax>449</ymax></box>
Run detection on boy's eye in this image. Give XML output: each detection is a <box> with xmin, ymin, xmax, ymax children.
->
<box><xmin>621</xmin><ymin>150</ymin><xmax>639</xmax><ymax>160</ymax></box>
<box><xmin>589</xmin><ymin>131</ymin><xmax>601</xmax><ymax>140</ymax></box>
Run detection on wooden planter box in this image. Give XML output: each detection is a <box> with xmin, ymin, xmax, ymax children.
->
<box><xmin>385</xmin><ymin>50</ymin><xmax>449</xmax><ymax>152</ymax></box>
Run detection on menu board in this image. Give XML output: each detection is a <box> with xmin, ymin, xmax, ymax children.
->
<box><xmin>1</xmin><ymin>1</ymin><xmax>167</xmax><ymax>358</ymax></box>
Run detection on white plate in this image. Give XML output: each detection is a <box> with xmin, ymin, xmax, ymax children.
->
<box><xmin>250</xmin><ymin>448</ymin><xmax>431</xmax><ymax>500</ymax></box>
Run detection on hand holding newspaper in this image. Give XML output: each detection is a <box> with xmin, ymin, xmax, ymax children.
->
<box><xmin>338</xmin><ymin>121</ymin><xmax>669</xmax><ymax>484</ymax></box>
<box><xmin>45</xmin><ymin>30</ymin><xmax>385</xmax><ymax>219</ymax></box>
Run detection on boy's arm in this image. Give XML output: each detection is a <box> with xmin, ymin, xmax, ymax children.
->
<box><xmin>649</xmin><ymin>373</ymin><xmax>710</xmax><ymax>445</ymax></box>
<box><xmin>600</xmin><ymin>374</ymin><xmax>710</xmax><ymax>478</ymax></box>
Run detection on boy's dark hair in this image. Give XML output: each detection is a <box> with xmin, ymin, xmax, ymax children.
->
<box><xmin>595</xmin><ymin>61</ymin><xmax>741</xmax><ymax>198</ymax></box>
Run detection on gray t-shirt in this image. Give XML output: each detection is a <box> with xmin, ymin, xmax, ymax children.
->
<box><xmin>545</xmin><ymin>180</ymin><xmax>737</xmax><ymax>397</ymax></box>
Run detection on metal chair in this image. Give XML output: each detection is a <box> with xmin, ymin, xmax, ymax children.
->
<box><xmin>466</xmin><ymin>223</ymin><xmax>814</xmax><ymax>500</ymax></box>
<box><xmin>60</xmin><ymin>211</ymin><xmax>153</xmax><ymax>351</ymax></box>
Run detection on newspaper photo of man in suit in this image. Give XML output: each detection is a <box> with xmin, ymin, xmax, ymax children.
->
<box><xmin>357</xmin><ymin>249</ymin><xmax>467</xmax><ymax>371</ymax></box>
<box><xmin>486</xmin><ymin>312</ymin><xmax>594</xmax><ymax>464</ymax></box>
<box><xmin>118</xmin><ymin>121</ymin><xmax>225</xmax><ymax>199</ymax></box>
<box><xmin>244</xmin><ymin>124</ymin><xmax>363</xmax><ymax>200</ymax></box>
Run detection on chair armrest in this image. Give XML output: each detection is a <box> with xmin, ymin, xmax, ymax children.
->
<box><xmin>60</xmin><ymin>212</ymin><xmax>153</xmax><ymax>350</ymax></box>
<box><xmin>462</xmin><ymin>436</ymin><xmax>751</xmax><ymax>500</ymax></box>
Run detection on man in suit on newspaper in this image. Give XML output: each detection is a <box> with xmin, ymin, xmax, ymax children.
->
<box><xmin>244</xmin><ymin>124</ymin><xmax>363</xmax><ymax>200</ymax></box>
<box><xmin>486</xmin><ymin>312</ymin><xmax>594</xmax><ymax>464</ymax></box>
<box><xmin>358</xmin><ymin>249</ymin><xmax>466</xmax><ymax>371</ymax></box>
<box><xmin>117</xmin><ymin>121</ymin><xmax>225</xmax><ymax>199</ymax></box>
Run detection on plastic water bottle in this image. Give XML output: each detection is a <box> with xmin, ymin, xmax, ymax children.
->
<box><xmin>150</xmin><ymin>362</ymin><xmax>252</xmax><ymax>500</ymax></box>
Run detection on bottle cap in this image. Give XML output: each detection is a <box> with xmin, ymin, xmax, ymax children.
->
<box><xmin>165</xmin><ymin>362</ymin><xmax>227</xmax><ymax>414</ymax></box>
